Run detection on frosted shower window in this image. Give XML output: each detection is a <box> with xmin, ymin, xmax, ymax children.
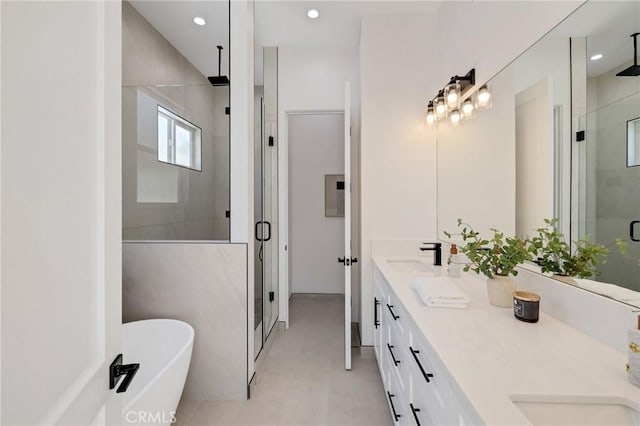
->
<box><xmin>157</xmin><ymin>105</ymin><xmax>202</xmax><ymax>171</ymax></box>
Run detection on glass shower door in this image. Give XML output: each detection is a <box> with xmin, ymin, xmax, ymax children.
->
<box><xmin>578</xmin><ymin>91</ymin><xmax>640</xmax><ymax>292</ymax></box>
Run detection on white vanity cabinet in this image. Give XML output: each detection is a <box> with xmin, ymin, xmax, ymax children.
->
<box><xmin>373</xmin><ymin>267</ymin><xmax>483</xmax><ymax>426</ymax></box>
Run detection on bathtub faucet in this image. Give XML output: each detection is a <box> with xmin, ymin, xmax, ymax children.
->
<box><xmin>419</xmin><ymin>242</ymin><xmax>442</xmax><ymax>266</ymax></box>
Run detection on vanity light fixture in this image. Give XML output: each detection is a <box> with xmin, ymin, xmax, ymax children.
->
<box><xmin>193</xmin><ymin>16</ymin><xmax>206</xmax><ymax>26</ymax></box>
<box><xmin>425</xmin><ymin>69</ymin><xmax>476</xmax><ymax>126</ymax></box>
<box><xmin>590</xmin><ymin>53</ymin><xmax>603</xmax><ymax>61</ymax></box>
<box><xmin>307</xmin><ymin>9</ymin><xmax>320</xmax><ymax>19</ymax></box>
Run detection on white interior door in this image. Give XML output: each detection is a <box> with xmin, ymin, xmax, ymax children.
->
<box><xmin>1</xmin><ymin>2</ymin><xmax>123</xmax><ymax>424</ymax></box>
<box><xmin>344</xmin><ymin>82</ymin><xmax>352</xmax><ymax>371</ymax></box>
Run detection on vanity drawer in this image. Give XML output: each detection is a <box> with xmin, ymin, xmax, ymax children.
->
<box><xmin>406</xmin><ymin>331</ymin><xmax>453</xmax><ymax>425</ymax></box>
<box><xmin>385</xmin><ymin>353</ymin><xmax>412</xmax><ymax>426</ymax></box>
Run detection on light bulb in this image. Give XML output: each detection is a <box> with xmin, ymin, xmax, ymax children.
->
<box><xmin>445</xmin><ymin>82</ymin><xmax>460</xmax><ymax>108</ymax></box>
<box><xmin>307</xmin><ymin>9</ymin><xmax>319</xmax><ymax>19</ymax></box>
<box><xmin>193</xmin><ymin>17</ymin><xmax>206</xmax><ymax>26</ymax></box>
<box><xmin>426</xmin><ymin>112</ymin><xmax>436</xmax><ymax>126</ymax></box>
<box><xmin>435</xmin><ymin>97</ymin><xmax>446</xmax><ymax>117</ymax></box>
<box><xmin>590</xmin><ymin>53</ymin><xmax>603</xmax><ymax>61</ymax></box>
<box><xmin>462</xmin><ymin>99</ymin><xmax>474</xmax><ymax>116</ymax></box>
<box><xmin>477</xmin><ymin>85</ymin><xmax>491</xmax><ymax>107</ymax></box>
<box><xmin>450</xmin><ymin>109</ymin><xmax>461</xmax><ymax>125</ymax></box>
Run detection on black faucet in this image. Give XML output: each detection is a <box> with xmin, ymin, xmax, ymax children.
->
<box><xmin>419</xmin><ymin>242</ymin><xmax>442</xmax><ymax>266</ymax></box>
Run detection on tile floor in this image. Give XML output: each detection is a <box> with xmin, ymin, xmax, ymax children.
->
<box><xmin>175</xmin><ymin>294</ymin><xmax>391</xmax><ymax>426</ymax></box>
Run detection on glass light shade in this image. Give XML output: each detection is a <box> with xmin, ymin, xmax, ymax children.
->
<box><xmin>426</xmin><ymin>111</ymin><xmax>436</xmax><ymax>126</ymax></box>
<box><xmin>450</xmin><ymin>109</ymin><xmax>461</xmax><ymax>125</ymax></box>
<box><xmin>476</xmin><ymin>85</ymin><xmax>491</xmax><ymax>108</ymax></box>
<box><xmin>435</xmin><ymin>97</ymin><xmax>447</xmax><ymax>118</ymax></box>
<box><xmin>462</xmin><ymin>99</ymin><xmax>474</xmax><ymax>117</ymax></box>
<box><xmin>445</xmin><ymin>82</ymin><xmax>460</xmax><ymax>109</ymax></box>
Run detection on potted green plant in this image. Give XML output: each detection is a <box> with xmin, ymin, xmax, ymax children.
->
<box><xmin>528</xmin><ymin>218</ymin><xmax>627</xmax><ymax>282</ymax></box>
<box><xmin>445</xmin><ymin>219</ymin><xmax>532</xmax><ymax>307</ymax></box>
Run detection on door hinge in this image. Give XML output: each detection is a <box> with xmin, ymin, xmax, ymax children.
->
<box><xmin>268</xmin><ymin>135</ymin><xmax>274</xmax><ymax>147</ymax></box>
<box><xmin>225</xmin><ymin>210</ymin><xmax>231</xmax><ymax>218</ymax></box>
<box><xmin>269</xmin><ymin>291</ymin><xmax>275</xmax><ymax>302</ymax></box>
<box><xmin>225</xmin><ymin>106</ymin><xmax>230</xmax><ymax>115</ymax></box>
<box><xmin>576</xmin><ymin>130</ymin><xmax>585</xmax><ymax>142</ymax></box>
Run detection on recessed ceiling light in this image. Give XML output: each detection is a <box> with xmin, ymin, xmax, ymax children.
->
<box><xmin>590</xmin><ymin>53</ymin><xmax>603</xmax><ymax>61</ymax></box>
<box><xmin>307</xmin><ymin>9</ymin><xmax>319</xmax><ymax>19</ymax></box>
<box><xmin>193</xmin><ymin>17</ymin><xmax>206</xmax><ymax>26</ymax></box>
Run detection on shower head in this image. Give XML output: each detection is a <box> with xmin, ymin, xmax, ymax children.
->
<box><xmin>208</xmin><ymin>45</ymin><xmax>230</xmax><ymax>86</ymax></box>
<box><xmin>208</xmin><ymin>75</ymin><xmax>230</xmax><ymax>86</ymax></box>
<box><xmin>616</xmin><ymin>33</ymin><xmax>640</xmax><ymax>77</ymax></box>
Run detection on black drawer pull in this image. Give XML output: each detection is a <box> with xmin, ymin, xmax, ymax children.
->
<box><xmin>387</xmin><ymin>343</ymin><xmax>400</xmax><ymax>366</ymax></box>
<box><xmin>387</xmin><ymin>391</ymin><xmax>402</xmax><ymax>421</ymax></box>
<box><xmin>387</xmin><ymin>304</ymin><xmax>400</xmax><ymax>320</ymax></box>
<box><xmin>410</xmin><ymin>346</ymin><xmax>434</xmax><ymax>383</ymax></box>
<box><xmin>374</xmin><ymin>297</ymin><xmax>380</xmax><ymax>329</ymax></box>
<box><xmin>410</xmin><ymin>403</ymin><xmax>421</xmax><ymax>426</ymax></box>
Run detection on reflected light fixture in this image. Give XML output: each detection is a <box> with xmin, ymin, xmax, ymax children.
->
<box><xmin>590</xmin><ymin>53</ymin><xmax>603</xmax><ymax>61</ymax></box>
<box><xmin>193</xmin><ymin>16</ymin><xmax>206</xmax><ymax>26</ymax></box>
<box><xmin>461</xmin><ymin>98</ymin><xmax>474</xmax><ymax>117</ymax></box>
<box><xmin>426</xmin><ymin>101</ymin><xmax>436</xmax><ymax>126</ymax></box>
<box><xmin>476</xmin><ymin>85</ymin><xmax>491</xmax><ymax>108</ymax></box>
<box><xmin>307</xmin><ymin>9</ymin><xmax>319</xmax><ymax>19</ymax></box>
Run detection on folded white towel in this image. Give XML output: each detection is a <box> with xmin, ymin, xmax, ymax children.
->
<box><xmin>425</xmin><ymin>301</ymin><xmax>468</xmax><ymax>309</ymax></box>
<box><xmin>413</xmin><ymin>277</ymin><xmax>470</xmax><ymax>308</ymax></box>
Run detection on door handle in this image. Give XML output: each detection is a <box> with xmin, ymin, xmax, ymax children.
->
<box><xmin>109</xmin><ymin>354</ymin><xmax>139</xmax><ymax>393</ymax></box>
<box><xmin>374</xmin><ymin>297</ymin><xmax>380</xmax><ymax>329</ymax></box>
<box><xmin>631</xmin><ymin>220</ymin><xmax>640</xmax><ymax>242</ymax></box>
<box><xmin>255</xmin><ymin>221</ymin><xmax>272</xmax><ymax>242</ymax></box>
<box><xmin>338</xmin><ymin>257</ymin><xmax>351</xmax><ymax>266</ymax></box>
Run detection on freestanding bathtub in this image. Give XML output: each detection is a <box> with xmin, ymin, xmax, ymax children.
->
<box><xmin>122</xmin><ymin>319</ymin><xmax>194</xmax><ymax>425</ymax></box>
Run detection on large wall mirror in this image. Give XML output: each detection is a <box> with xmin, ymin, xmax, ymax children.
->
<box><xmin>437</xmin><ymin>1</ymin><xmax>640</xmax><ymax>307</ymax></box>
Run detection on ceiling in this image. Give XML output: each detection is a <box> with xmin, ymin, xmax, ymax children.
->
<box><xmin>130</xmin><ymin>0</ymin><xmax>442</xmax><ymax>83</ymax></box>
<box><xmin>129</xmin><ymin>1</ymin><xmax>639</xmax><ymax>83</ymax></box>
<box><xmin>546</xmin><ymin>1</ymin><xmax>640</xmax><ymax>78</ymax></box>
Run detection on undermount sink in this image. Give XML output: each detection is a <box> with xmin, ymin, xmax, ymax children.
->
<box><xmin>510</xmin><ymin>395</ymin><xmax>640</xmax><ymax>426</ymax></box>
<box><xmin>385</xmin><ymin>258</ymin><xmax>434</xmax><ymax>274</ymax></box>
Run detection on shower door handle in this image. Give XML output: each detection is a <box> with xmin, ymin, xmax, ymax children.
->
<box><xmin>631</xmin><ymin>221</ymin><xmax>640</xmax><ymax>242</ymax></box>
<box><xmin>255</xmin><ymin>221</ymin><xmax>272</xmax><ymax>242</ymax></box>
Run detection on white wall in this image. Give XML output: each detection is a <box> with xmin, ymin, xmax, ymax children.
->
<box><xmin>289</xmin><ymin>113</ymin><xmax>345</xmax><ymax>294</ymax></box>
<box><xmin>360</xmin><ymin>14</ymin><xmax>440</xmax><ymax>346</ymax></box>
<box><xmin>278</xmin><ymin>47</ymin><xmax>361</xmax><ymax>321</ymax></box>
<box><xmin>230</xmin><ymin>0</ymin><xmax>255</xmax><ymax>382</ymax></box>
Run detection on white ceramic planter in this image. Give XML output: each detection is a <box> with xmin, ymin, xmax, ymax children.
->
<box><xmin>486</xmin><ymin>276</ymin><xmax>517</xmax><ymax>308</ymax></box>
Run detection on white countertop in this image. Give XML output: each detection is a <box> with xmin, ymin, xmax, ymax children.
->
<box><xmin>373</xmin><ymin>255</ymin><xmax>640</xmax><ymax>426</ymax></box>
